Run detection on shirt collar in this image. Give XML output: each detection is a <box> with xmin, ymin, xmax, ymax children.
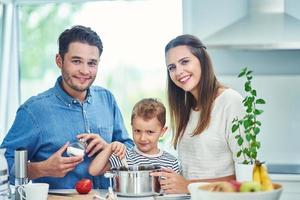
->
<box><xmin>54</xmin><ymin>76</ymin><xmax>92</xmax><ymax>106</ymax></box>
<box><xmin>134</xmin><ymin>146</ymin><xmax>163</xmax><ymax>158</ymax></box>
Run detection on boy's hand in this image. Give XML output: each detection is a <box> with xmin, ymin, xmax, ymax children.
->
<box><xmin>77</xmin><ymin>133</ymin><xmax>108</xmax><ymax>157</ymax></box>
<box><xmin>111</xmin><ymin>142</ymin><xmax>126</xmax><ymax>159</ymax></box>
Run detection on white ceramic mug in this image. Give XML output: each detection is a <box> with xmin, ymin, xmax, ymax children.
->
<box><xmin>17</xmin><ymin>183</ymin><xmax>49</xmax><ymax>200</ymax></box>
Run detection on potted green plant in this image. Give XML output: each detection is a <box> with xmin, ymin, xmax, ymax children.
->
<box><xmin>231</xmin><ymin>67</ymin><xmax>266</xmax><ymax>181</ymax></box>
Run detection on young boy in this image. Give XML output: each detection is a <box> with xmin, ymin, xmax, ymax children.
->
<box><xmin>89</xmin><ymin>98</ymin><xmax>181</xmax><ymax>176</ymax></box>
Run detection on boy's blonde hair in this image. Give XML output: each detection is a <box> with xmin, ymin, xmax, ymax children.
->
<box><xmin>131</xmin><ymin>98</ymin><xmax>166</xmax><ymax>127</ymax></box>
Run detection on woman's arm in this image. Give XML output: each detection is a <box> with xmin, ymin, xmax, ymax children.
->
<box><xmin>152</xmin><ymin>169</ymin><xmax>235</xmax><ymax>194</ymax></box>
<box><xmin>190</xmin><ymin>174</ymin><xmax>236</xmax><ymax>183</ymax></box>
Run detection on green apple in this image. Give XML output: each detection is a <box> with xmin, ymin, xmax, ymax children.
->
<box><xmin>239</xmin><ymin>181</ymin><xmax>262</xmax><ymax>192</ymax></box>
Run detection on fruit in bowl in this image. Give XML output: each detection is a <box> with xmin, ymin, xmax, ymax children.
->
<box><xmin>239</xmin><ymin>181</ymin><xmax>262</xmax><ymax>192</ymax></box>
<box><xmin>188</xmin><ymin>181</ymin><xmax>283</xmax><ymax>200</ymax></box>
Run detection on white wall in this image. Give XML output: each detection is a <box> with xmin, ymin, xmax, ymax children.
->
<box><xmin>183</xmin><ymin>0</ymin><xmax>300</xmax><ymax>165</ymax></box>
<box><xmin>220</xmin><ymin>75</ymin><xmax>300</xmax><ymax>164</ymax></box>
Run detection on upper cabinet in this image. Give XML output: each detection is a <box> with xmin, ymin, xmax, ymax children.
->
<box><xmin>183</xmin><ymin>0</ymin><xmax>300</xmax><ymax>50</ymax></box>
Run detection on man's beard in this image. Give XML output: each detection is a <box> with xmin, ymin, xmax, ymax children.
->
<box><xmin>62</xmin><ymin>71</ymin><xmax>96</xmax><ymax>92</ymax></box>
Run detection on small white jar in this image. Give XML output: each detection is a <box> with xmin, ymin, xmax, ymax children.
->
<box><xmin>67</xmin><ymin>141</ymin><xmax>86</xmax><ymax>157</ymax></box>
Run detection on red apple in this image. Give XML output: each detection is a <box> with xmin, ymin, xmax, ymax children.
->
<box><xmin>228</xmin><ymin>180</ymin><xmax>242</xmax><ymax>192</ymax></box>
<box><xmin>75</xmin><ymin>178</ymin><xmax>92</xmax><ymax>194</ymax></box>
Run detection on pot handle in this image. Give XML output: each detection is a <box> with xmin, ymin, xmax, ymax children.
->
<box><xmin>104</xmin><ymin>171</ymin><xmax>116</xmax><ymax>179</ymax></box>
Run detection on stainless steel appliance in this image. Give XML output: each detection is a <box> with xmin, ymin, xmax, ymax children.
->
<box><xmin>14</xmin><ymin>149</ymin><xmax>28</xmax><ymax>200</ymax></box>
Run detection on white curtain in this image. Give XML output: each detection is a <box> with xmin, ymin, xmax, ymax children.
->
<box><xmin>0</xmin><ymin>2</ymin><xmax>20</xmax><ymax>143</ymax></box>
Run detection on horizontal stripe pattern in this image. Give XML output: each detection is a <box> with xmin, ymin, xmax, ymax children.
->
<box><xmin>109</xmin><ymin>147</ymin><xmax>181</xmax><ymax>173</ymax></box>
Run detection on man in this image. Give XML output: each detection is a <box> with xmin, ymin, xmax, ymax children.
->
<box><xmin>1</xmin><ymin>25</ymin><xmax>133</xmax><ymax>189</ymax></box>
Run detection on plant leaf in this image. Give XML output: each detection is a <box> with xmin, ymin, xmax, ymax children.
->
<box><xmin>243</xmin><ymin>160</ymin><xmax>249</xmax><ymax>164</ymax></box>
<box><xmin>243</xmin><ymin>119</ymin><xmax>252</xmax><ymax>129</ymax></box>
<box><xmin>251</xmin><ymin>89</ymin><xmax>257</xmax><ymax>96</ymax></box>
<box><xmin>232</xmin><ymin>124</ymin><xmax>239</xmax><ymax>133</ymax></box>
<box><xmin>257</xmin><ymin>141</ymin><xmax>261</xmax><ymax>149</ymax></box>
<box><xmin>238</xmin><ymin>137</ymin><xmax>244</xmax><ymax>146</ymax></box>
<box><xmin>245</xmin><ymin>82</ymin><xmax>251</xmax><ymax>92</ymax></box>
<box><xmin>238</xmin><ymin>68</ymin><xmax>247</xmax><ymax>77</ymax></box>
<box><xmin>246</xmin><ymin>107</ymin><xmax>252</xmax><ymax>113</ymax></box>
<box><xmin>249</xmin><ymin>96</ymin><xmax>255</xmax><ymax>103</ymax></box>
<box><xmin>246</xmin><ymin>70</ymin><xmax>253</xmax><ymax>75</ymax></box>
<box><xmin>246</xmin><ymin>133</ymin><xmax>251</xmax><ymax>142</ymax></box>
<box><xmin>256</xmin><ymin>98</ymin><xmax>266</xmax><ymax>104</ymax></box>
<box><xmin>256</xmin><ymin>121</ymin><xmax>262</xmax><ymax>126</ymax></box>
<box><xmin>237</xmin><ymin>150</ymin><xmax>242</xmax><ymax>157</ymax></box>
<box><xmin>254</xmin><ymin>109</ymin><xmax>264</xmax><ymax>115</ymax></box>
<box><xmin>253</xmin><ymin>127</ymin><xmax>260</xmax><ymax>135</ymax></box>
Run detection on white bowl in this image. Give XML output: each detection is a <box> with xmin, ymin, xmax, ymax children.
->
<box><xmin>188</xmin><ymin>182</ymin><xmax>283</xmax><ymax>200</ymax></box>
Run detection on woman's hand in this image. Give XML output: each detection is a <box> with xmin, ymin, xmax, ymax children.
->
<box><xmin>151</xmin><ymin>168</ymin><xmax>190</xmax><ymax>194</ymax></box>
<box><xmin>77</xmin><ymin>133</ymin><xmax>108</xmax><ymax>157</ymax></box>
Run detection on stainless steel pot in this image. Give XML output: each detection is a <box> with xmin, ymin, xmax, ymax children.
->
<box><xmin>107</xmin><ymin>165</ymin><xmax>161</xmax><ymax>197</ymax></box>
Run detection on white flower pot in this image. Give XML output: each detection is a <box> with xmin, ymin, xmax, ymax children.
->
<box><xmin>234</xmin><ymin>163</ymin><xmax>254</xmax><ymax>182</ymax></box>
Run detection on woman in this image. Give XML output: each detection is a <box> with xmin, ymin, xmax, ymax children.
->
<box><xmin>151</xmin><ymin>34</ymin><xmax>245</xmax><ymax>193</ymax></box>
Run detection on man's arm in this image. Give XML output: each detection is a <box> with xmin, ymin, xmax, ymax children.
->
<box><xmin>1</xmin><ymin>107</ymin><xmax>39</xmax><ymax>184</ymax></box>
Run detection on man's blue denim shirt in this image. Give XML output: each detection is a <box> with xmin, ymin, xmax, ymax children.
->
<box><xmin>1</xmin><ymin>76</ymin><xmax>133</xmax><ymax>189</ymax></box>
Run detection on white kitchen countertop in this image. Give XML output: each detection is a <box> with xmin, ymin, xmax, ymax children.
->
<box><xmin>270</xmin><ymin>173</ymin><xmax>300</xmax><ymax>181</ymax></box>
<box><xmin>47</xmin><ymin>189</ymin><xmax>189</xmax><ymax>200</ymax></box>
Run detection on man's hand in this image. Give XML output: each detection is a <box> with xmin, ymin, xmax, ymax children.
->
<box><xmin>77</xmin><ymin>133</ymin><xmax>108</xmax><ymax>157</ymax></box>
<box><xmin>111</xmin><ymin>141</ymin><xmax>126</xmax><ymax>159</ymax></box>
<box><xmin>28</xmin><ymin>142</ymin><xmax>83</xmax><ymax>179</ymax></box>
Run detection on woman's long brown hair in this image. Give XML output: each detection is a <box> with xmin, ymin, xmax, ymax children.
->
<box><xmin>165</xmin><ymin>34</ymin><xmax>221</xmax><ymax>149</ymax></box>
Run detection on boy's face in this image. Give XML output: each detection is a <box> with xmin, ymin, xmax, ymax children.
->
<box><xmin>132</xmin><ymin>116</ymin><xmax>167</xmax><ymax>155</ymax></box>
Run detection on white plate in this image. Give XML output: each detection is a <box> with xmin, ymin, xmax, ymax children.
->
<box><xmin>48</xmin><ymin>189</ymin><xmax>77</xmax><ymax>195</ymax></box>
<box><xmin>154</xmin><ymin>193</ymin><xmax>191</xmax><ymax>200</ymax></box>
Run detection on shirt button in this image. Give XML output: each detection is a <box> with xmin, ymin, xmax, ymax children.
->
<box><xmin>73</xmin><ymin>100</ymin><xmax>77</xmax><ymax>104</ymax></box>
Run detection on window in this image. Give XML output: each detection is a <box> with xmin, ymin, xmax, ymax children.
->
<box><xmin>0</xmin><ymin>4</ymin><xmax>3</xmax><ymax>66</ymax></box>
<box><xmin>19</xmin><ymin>0</ymin><xmax>182</xmax><ymax>140</ymax></box>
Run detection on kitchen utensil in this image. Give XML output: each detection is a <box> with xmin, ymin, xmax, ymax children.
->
<box><xmin>107</xmin><ymin>165</ymin><xmax>161</xmax><ymax>197</ymax></box>
<box><xmin>120</xmin><ymin>157</ymin><xmax>128</xmax><ymax>168</ymax></box>
<box><xmin>103</xmin><ymin>171</ymin><xmax>118</xmax><ymax>200</ymax></box>
<box><xmin>67</xmin><ymin>140</ymin><xmax>87</xmax><ymax>157</ymax></box>
<box><xmin>15</xmin><ymin>148</ymin><xmax>28</xmax><ymax>200</ymax></box>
